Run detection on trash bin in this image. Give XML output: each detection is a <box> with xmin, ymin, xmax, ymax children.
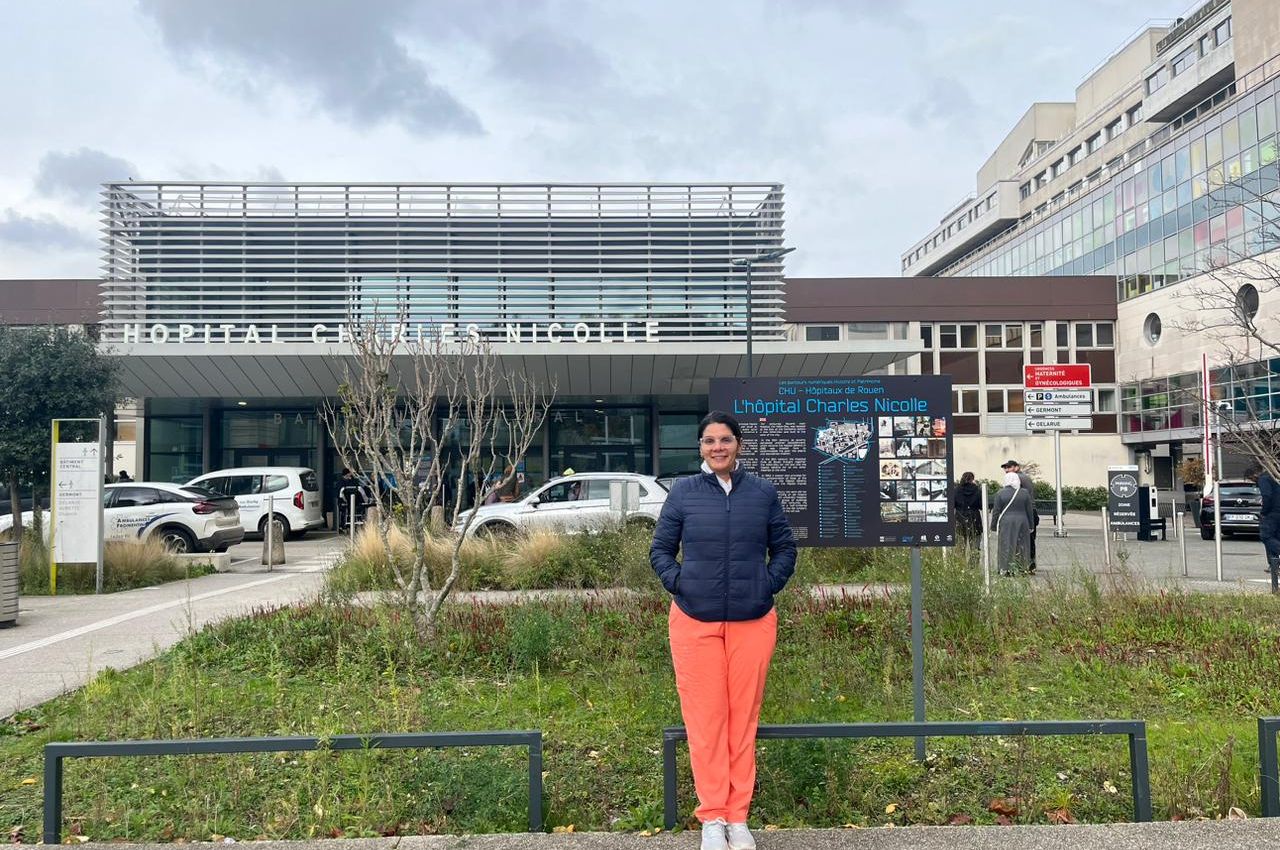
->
<box><xmin>0</xmin><ymin>541</ymin><xmax>18</xmax><ymax>628</ymax></box>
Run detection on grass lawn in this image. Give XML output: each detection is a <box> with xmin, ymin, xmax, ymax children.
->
<box><xmin>1</xmin><ymin>561</ymin><xmax>1278</xmax><ymax>841</ymax></box>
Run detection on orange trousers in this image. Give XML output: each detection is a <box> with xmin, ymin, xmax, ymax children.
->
<box><xmin>668</xmin><ymin>601</ymin><xmax>778</xmax><ymax>823</ymax></box>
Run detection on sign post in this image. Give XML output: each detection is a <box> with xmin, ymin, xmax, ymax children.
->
<box><xmin>709</xmin><ymin>375</ymin><xmax>954</xmax><ymax>764</ymax></box>
<box><xmin>50</xmin><ymin>417</ymin><xmax>107</xmax><ymax>595</ymax></box>
<box><xmin>1024</xmin><ymin>366</ymin><xmax>1094</xmax><ymax>537</ymax></box>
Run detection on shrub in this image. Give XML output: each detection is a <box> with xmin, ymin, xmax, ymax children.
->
<box><xmin>20</xmin><ymin>536</ymin><xmax>207</xmax><ymax>594</ymax></box>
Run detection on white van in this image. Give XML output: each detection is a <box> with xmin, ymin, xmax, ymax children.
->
<box><xmin>187</xmin><ymin>467</ymin><xmax>324</xmax><ymax>537</ymax></box>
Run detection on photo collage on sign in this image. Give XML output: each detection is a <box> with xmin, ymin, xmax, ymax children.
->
<box><xmin>876</xmin><ymin>415</ymin><xmax>949</xmax><ymax>524</ymax></box>
<box><xmin>813</xmin><ymin>419</ymin><xmax>872</xmax><ymax>462</ymax></box>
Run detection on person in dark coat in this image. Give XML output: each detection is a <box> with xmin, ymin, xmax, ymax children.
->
<box><xmin>1001</xmin><ymin>459</ymin><xmax>1038</xmax><ymax>572</ymax></box>
<box><xmin>953</xmin><ymin>471</ymin><xmax>982</xmax><ymax>548</ymax></box>
<box><xmin>650</xmin><ymin>410</ymin><xmax>797</xmax><ymax>850</ymax></box>
<box><xmin>991</xmin><ymin>471</ymin><xmax>1035</xmax><ymax>575</ymax></box>
<box><xmin>1251</xmin><ymin>464</ymin><xmax>1280</xmax><ymax>587</ymax></box>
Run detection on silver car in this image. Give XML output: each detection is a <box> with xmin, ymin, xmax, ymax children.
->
<box><xmin>453</xmin><ymin>472</ymin><xmax>667</xmax><ymax>537</ymax></box>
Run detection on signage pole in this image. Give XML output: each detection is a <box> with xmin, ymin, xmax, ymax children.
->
<box><xmin>1053</xmin><ymin>429</ymin><xmax>1066</xmax><ymax>537</ymax></box>
<box><xmin>96</xmin><ymin>415</ymin><xmax>106</xmax><ymax>595</ymax></box>
<box><xmin>49</xmin><ymin>421</ymin><xmax>59</xmax><ymax>597</ymax></box>
<box><xmin>1177</xmin><ymin>512</ymin><xmax>1187</xmax><ymax>577</ymax></box>
<box><xmin>1101</xmin><ymin>508</ymin><xmax>1111</xmax><ymax>571</ymax></box>
<box><xmin>1213</xmin><ymin>480</ymin><xmax>1223</xmax><ymax>582</ymax></box>
<box><xmin>910</xmin><ymin>545</ymin><xmax>925</xmax><ymax>762</ymax></box>
<box><xmin>980</xmin><ymin>484</ymin><xmax>991</xmax><ymax>591</ymax></box>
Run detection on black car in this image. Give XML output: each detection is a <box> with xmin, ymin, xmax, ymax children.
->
<box><xmin>1199</xmin><ymin>480</ymin><xmax>1262</xmax><ymax>540</ymax></box>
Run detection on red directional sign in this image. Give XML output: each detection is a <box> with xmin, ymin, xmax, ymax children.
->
<box><xmin>1024</xmin><ymin>363</ymin><xmax>1092</xmax><ymax>389</ymax></box>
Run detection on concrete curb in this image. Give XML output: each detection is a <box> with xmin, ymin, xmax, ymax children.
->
<box><xmin>20</xmin><ymin>820</ymin><xmax>1280</xmax><ymax>850</ymax></box>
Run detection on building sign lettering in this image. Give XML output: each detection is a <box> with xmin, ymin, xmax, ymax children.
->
<box><xmin>120</xmin><ymin>320</ymin><xmax>662</xmax><ymax>345</ymax></box>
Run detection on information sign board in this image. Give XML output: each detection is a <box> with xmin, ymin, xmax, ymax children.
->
<box><xmin>52</xmin><ymin>442</ymin><xmax>102</xmax><ymax>563</ymax></box>
<box><xmin>1108</xmin><ymin>465</ymin><xmax>1141</xmax><ymax>533</ymax></box>
<box><xmin>1024</xmin><ymin>364</ymin><xmax>1092</xmax><ymax>389</ymax></box>
<box><xmin>1024</xmin><ymin>389</ymin><xmax>1092</xmax><ymax>404</ymax></box>
<box><xmin>1024</xmin><ymin>403</ymin><xmax>1094</xmax><ymax>417</ymax></box>
<box><xmin>709</xmin><ymin>376</ymin><xmax>954</xmax><ymax>547</ymax></box>
<box><xmin>1025</xmin><ymin>417</ymin><xmax>1094</xmax><ymax>430</ymax></box>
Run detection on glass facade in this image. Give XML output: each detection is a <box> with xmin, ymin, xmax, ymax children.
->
<box><xmin>1122</xmin><ymin>360</ymin><xmax>1280</xmax><ymax>435</ymax></box>
<box><xmin>949</xmin><ymin>76</ymin><xmax>1280</xmax><ymax>304</ymax></box>
<box><xmin>147</xmin><ymin>416</ymin><xmax>203</xmax><ymax>484</ymax></box>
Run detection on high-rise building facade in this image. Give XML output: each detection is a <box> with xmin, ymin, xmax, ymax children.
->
<box><xmin>902</xmin><ymin>0</ymin><xmax>1280</xmax><ymax>487</ymax></box>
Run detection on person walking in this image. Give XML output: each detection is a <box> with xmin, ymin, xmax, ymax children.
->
<box><xmin>991</xmin><ymin>471</ymin><xmax>1034</xmax><ymax>575</ymax></box>
<box><xmin>953</xmin><ymin>471</ymin><xmax>982</xmax><ymax>549</ymax></box>
<box><xmin>1001</xmin><ymin>459</ymin><xmax>1038</xmax><ymax>572</ymax></box>
<box><xmin>1252</xmin><ymin>464</ymin><xmax>1280</xmax><ymax>591</ymax></box>
<box><xmin>650</xmin><ymin>411</ymin><xmax>797</xmax><ymax>850</ymax></box>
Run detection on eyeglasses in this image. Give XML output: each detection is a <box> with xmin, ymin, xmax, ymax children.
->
<box><xmin>699</xmin><ymin>436</ymin><xmax>738</xmax><ymax>447</ymax></box>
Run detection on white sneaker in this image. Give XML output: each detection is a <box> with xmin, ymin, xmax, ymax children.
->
<box><xmin>700</xmin><ymin>817</ymin><xmax>728</xmax><ymax>850</ymax></box>
<box><xmin>726</xmin><ymin>822</ymin><xmax>755</xmax><ymax>850</ymax></box>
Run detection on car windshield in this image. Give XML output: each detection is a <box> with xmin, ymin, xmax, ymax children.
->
<box><xmin>1219</xmin><ymin>485</ymin><xmax>1259</xmax><ymax>498</ymax></box>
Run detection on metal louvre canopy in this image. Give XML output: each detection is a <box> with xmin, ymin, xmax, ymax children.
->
<box><xmin>111</xmin><ymin>340</ymin><xmax>919</xmax><ymax>399</ymax></box>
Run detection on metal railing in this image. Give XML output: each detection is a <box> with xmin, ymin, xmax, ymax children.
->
<box><xmin>1260</xmin><ymin>717</ymin><xmax>1280</xmax><ymax>817</ymax></box>
<box><xmin>662</xmin><ymin>720</ymin><xmax>1151</xmax><ymax>829</ymax></box>
<box><xmin>43</xmin><ymin>730</ymin><xmax>543</xmax><ymax>843</ymax></box>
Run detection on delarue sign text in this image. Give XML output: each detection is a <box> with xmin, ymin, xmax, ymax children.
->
<box><xmin>709</xmin><ymin>376</ymin><xmax>954</xmax><ymax>548</ymax></box>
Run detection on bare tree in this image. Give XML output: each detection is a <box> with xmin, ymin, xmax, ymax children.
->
<box><xmin>323</xmin><ymin>313</ymin><xmax>552</xmax><ymax>634</ymax></box>
<box><xmin>1170</xmin><ymin>168</ymin><xmax>1280</xmax><ymax>480</ymax></box>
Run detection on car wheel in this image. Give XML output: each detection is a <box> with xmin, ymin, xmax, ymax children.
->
<box><xmin>159</xmin><ymin>527</ymin><xmax>196</xmax><ymax>554</ymax></box>
<box><xmin>1200</xmin><ymin>526</ymin><xmax>1214</xmax><ymax>540</ymax></box>
<box><xmin>258</xmin><ymin>515</ymin><xmax>292</xmax><ymax>538</ymax></box>
<box><xmin>475</xmin><ymin>521</ymin><xmax>516</xmax><ymax>539</ymax></box>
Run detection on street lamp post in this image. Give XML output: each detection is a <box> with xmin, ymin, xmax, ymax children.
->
<box><xmin>732</xmin><ymin>246</ymin><xmax>795</xmax><ymax>378</ymax></box>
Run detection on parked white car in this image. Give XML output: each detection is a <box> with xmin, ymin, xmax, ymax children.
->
<box><xmin>452</xmin><ymin>472</ymin><xmax>667</xmax><ymax>537</ymax></box>
<box><xmin>0</xmin><ymin>483</ymin><xmax>244</xmax><ymax>554</ymax></box>
<box><xmin>187</xmin><ymin>467</ymin><xmax>324</xmax><ymax>537</ymax></box>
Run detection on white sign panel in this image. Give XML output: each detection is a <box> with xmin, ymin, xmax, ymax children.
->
<box><xmin>53</xmin><ymin>443</ymin><xmax>102</xmax><ymax>563</ymax></box>
<box><xmin>1025</xmin><ymin>390</ymin><xmax>1092</xmax><ymax>404</ymax></box>
<box><xmin>1025</xmin><ymin>417</ymin><xmax>1094</xmax><ymax>431</ymax></box>
<box><xmin>1025</xmin><ymin>403</ymin><xmax>1095</xmax><ymax>417</ymax></box>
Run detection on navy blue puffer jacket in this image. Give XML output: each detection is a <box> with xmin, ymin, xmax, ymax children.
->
<box><xmin>650</xmin><ymin>469</ymin><xmax>798</xmax><ymax>622</ymax></box>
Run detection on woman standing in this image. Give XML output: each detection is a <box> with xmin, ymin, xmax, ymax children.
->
<box><xmin>952</xmin><ymin>471</ymin><xmax>982</xmax><ymax>548</ymax></box>
<box><xmin>990</xmin><ymin>471</ymin><xmax>1034</xmax><ymax>575</ymax></box>
<box><xmin>650</xmin><ymin>411</ymin><xmax>797</xmax><ymax>850</ymax></box>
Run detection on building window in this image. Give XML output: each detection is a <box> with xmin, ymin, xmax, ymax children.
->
<box><xmin>1144</xmin><ymin>313</ymin><xmax>1162</xmax><ymax>345</ymax></box>
<box><xmin>1146</xmin><ymin>68</ymin><xmax>1167</xmax><ymax>94</ymax></box>
<box><xmin>1105</xmin><ymin>117</ymin><xmax>1124</xmax><ymax>142</ymax></box>
<box><xmin>987</xmin><ymin>389</ymin><xmax>1005</xmax><ymax>413</ymax></box>
<box><xmin>1055</xmin><ymin>322</ymin><xmax>1070</xmax><ymax>349</ymax></box>
<box><xmin>921</xmin><ymin>323</ymin><xmax>933</xmax><ymax>348</ymax></box>
<box><xmin>805</xmin><ymin>325</ymin><xmax>840</xmax><ymax>342</ymax></box>
<box><xmin>1035</xmin><ymin>171</ymin><xmax>1049</xmax><ymax>189</ymax></box>
<box><xmin>1073</xmin><ymin>321</ymin><xmax>1114</xmax><ymax>349</ymax></box>
<box><xmin>1172</xmin><ymin>45</ymin><xmax>1196</xmax><ymax>77</ymax></box>
<box><xmin>1200</xmin><ymin>33</ymin><xmax>1213</xmax><ymax>56</ymax></box>
<box><xmin>1237</xmin><ymin>283</ymin><xmax>1259</xmax><ymax>320</ymax></box>
<box><xmin>1127</xmin><ymin>104</ymin><xmax>1143</xmax><ymax>127</ymax></box>
<box><xmin>1051</xmin><ymin>158</ymin><xmax>1066</xmax><ymax>178</ymax></box>
<box><xmin>1029</xmin><ymin>322</ymin><xmax>1043</xmax><ymax>349</ymax></box>
<box><xmin>847</xmin><ymin>322</ymin><xmax>889</xmax><ymax>340</ymax></box>
<box><xmin>1097</xmin><ymin>389</ymin><xmax>1117</xmax><ymax>413</ymax></box>
<box><xmin>1020</xmin><ymin>182</ymin><xmax>1032</xmax><ymax>199</ymax></box>
<box><xmin>1215</xmin><ymin>17</ymin><xmax>1231</xmax><ymax>46</ymax></box>
<box><xmin>939</xmin><ymin>323</ymin><xmax>978</xmax><ymax>350</ymax></box>
<box><xmin>1086</xmin><ymin>133</ymin><xmax>1102</xmax><ymax>154</ymax></box>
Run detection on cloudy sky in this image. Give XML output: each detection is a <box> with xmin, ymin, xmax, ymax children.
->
<box><xmin>1</xmin><ymin>0</ymin><xmax>1193</xmax><ymax>278</ymax></box>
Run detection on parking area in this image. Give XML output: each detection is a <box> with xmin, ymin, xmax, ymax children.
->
<box><xmin>1031</xmin><ymin>512</ymin><xmax>1277</xmax><ymax>591</ymax></box>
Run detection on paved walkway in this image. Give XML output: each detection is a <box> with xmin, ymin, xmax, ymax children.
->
<box><xmin>19</xmin><ymin>820</ymin><xmax>1280</xmax><ymax>849</ymax></box>
<box><xmin>0</xmin><ymin>533</ymin><xmax>344</xmax><ymax>718</ymax></box>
